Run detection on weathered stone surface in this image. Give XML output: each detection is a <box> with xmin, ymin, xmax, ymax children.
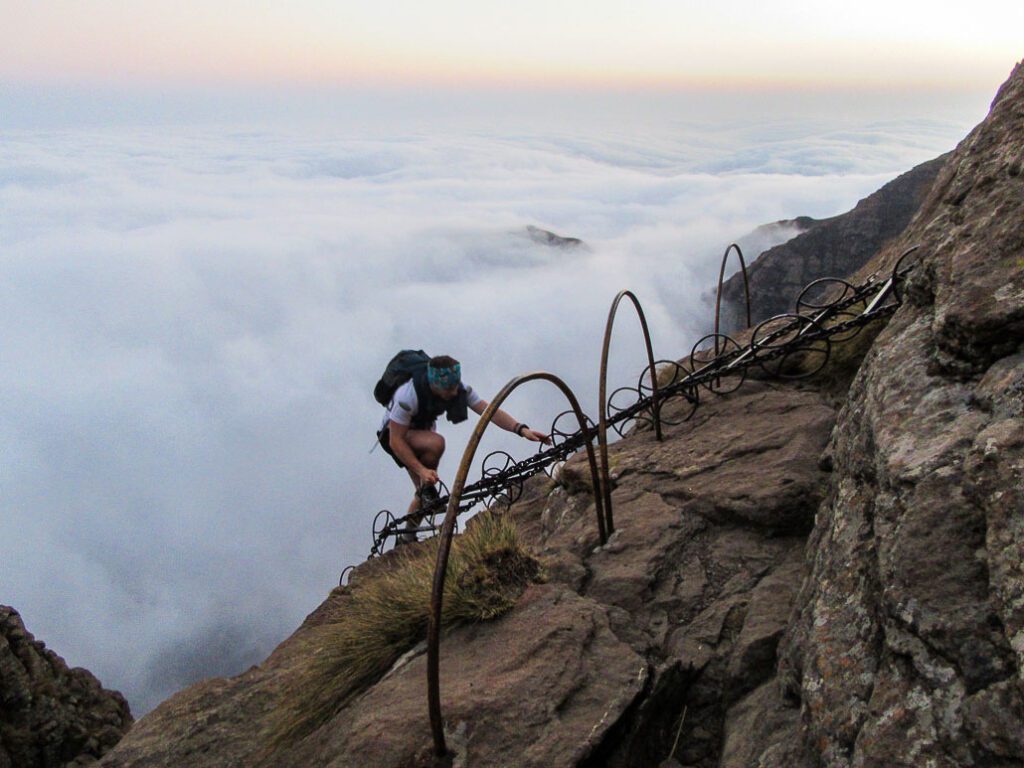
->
<box><xmin>0</xmin><ymin>606</ymin><xmax>132</xmax><ymax>768</ymax></box>
<box><xmin>525</xmin><ymin>382</ymin><xmax>834</xmax><ymax>767</ymax></box>
<box><xmin>97</xmin><ymin>668</ymin><xmax>282</xmax><ymax>768</ymax></box>
<box><xmin>101</xmin><ymin>584</ymin><xmax>646</xmax><ymax>768</ymax></box>
<box><xmin>273</xmin><ymin>585</ymin><xmax>646</xmax><ymax>768</ymax></box>
<box><xmin>628</xmin><ymin>384</ymin><xmax>834</xmax><ymax>533</ymax></box>
<box><xmin>720</xmin><ymin>681</ymin><xmax>803</xmax><ymax>768</ymax></box>
<box><xmin>720</xmin><ymin>154</ymin><xmax>946</xmax><ymax>328</ymax></box>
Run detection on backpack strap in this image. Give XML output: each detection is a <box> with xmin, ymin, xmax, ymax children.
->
<box><xmin>445</xmin><ymin>388</ymin><xmax>468</xmax><ymax>425</ymax></box>
<box><xmin>411</xmin><ymin>369</ymin><xmax>469</xmax><ymax>429</ymax></box>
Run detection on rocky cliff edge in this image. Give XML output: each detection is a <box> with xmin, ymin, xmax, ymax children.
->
<box><xmin>1</xmin><ymin>606</ymin><xmax>132</xmax><ymax>768</ymax></box>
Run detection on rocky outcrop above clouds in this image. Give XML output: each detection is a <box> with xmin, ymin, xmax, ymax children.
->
<box><xmin>97</xmin><ymin>62</ymin><xmax>1023</xmax><ymax>767</ymax></box>
<box><xmin>773</xmin><ymin>59</ymin><xmax>1024</xmax><ymax>768</ymax></box>
<box><xmin>525</xmin><ymin>224</ymin><xmax>588</xmax><ymax>250</ymax></box>
<box><xmin>1</xmin><ymin>606</ymin><xmax>132</xmax><ymax>768</ymax></box>
<box><xmin>719</xmin><ymin>154</ymin><xmax>947</xmax><ymax>328</ymax></box>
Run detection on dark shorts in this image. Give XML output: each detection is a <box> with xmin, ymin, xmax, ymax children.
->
<box><xmin>377</xmin><ymin>426</ymin><xmax>405</xmax><ymax>468</ymax></box>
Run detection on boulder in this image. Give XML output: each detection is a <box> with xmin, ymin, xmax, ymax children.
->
<box><xmin>0</xmin><ymin>606</ymin><xmax>132</xmax><ymax>768</ymax></box>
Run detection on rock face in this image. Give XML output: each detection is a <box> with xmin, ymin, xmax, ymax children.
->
<box><xmin>719</xmin><ymin>154</ymin><xmax>947</xmax><ymax>329</ymax></box>
<box><xmin>1</xmin><ymin>606</ymin><xmax>132</xmax><ymax>768</ymax></box>
<box><xmin>774</xmin><ymin>60</ymin><xmax>1024</xmax><ymax>768</ymax></box>
<box><xmin>539</xmin><ymin>383</ymin><xmax>836</xmax><ymax>768</ymax></box>
<box><xmin>97</xmin><ymin>62</ymin><xmax>1023</xmax><ymax>768</ymax></box>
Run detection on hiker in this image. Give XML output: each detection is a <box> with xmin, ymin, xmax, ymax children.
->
<box><xmin>376</xmin><ymin>353</ymin><xmax>550</xmax><ymax>543</ymax></box>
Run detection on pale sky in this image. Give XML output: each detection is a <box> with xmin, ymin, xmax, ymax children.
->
<box><xmin>3</xmin><ymin>0</ymin><xmax>1021</xmax><ymax>90</ymax></box>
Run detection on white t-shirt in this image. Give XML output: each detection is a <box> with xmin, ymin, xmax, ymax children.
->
<box><xmin>379</xmin><ymin>379</ymin><xmax>483</xmax><ymax>431</ymax></box>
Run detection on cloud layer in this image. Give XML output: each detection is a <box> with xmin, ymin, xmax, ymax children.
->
<box><xmin>0</xmin><ymin>100</ymin><xmax>973</xmax><ymax>713</ymax></box>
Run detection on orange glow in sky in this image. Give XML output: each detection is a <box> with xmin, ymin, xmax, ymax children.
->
<box><xmin>2</xmin><ymin>1</ymin><xmax>1020</xmax><ymax>91</ymax></box>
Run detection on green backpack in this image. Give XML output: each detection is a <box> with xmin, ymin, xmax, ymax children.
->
<box><xmin>373</xmin><ymin>350</ymin><xmax>430</xmax><ymax>407</ymax></box>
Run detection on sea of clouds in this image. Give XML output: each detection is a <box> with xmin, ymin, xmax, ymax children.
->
<box><xmin>0</xmin><ymin>87</ymin><xmax>986</xmax><ymax>713</ymax></box>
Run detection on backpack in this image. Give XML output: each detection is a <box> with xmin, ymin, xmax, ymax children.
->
<box><xmin>373</xmin><ymin>349</ymin><xmax>431</xmax><ymax>407</ymax></box>
<box><xmin>374</xmin><ymin>349</ymin><xmax>469</xmax><ymax>427</ymax></box>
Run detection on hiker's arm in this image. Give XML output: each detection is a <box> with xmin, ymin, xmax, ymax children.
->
<box><xmin>388</xmin><ymin>421</ymin><xmax>439</xmax><ymax>484</ymax></box>
<box><xmin>470</xmin><ymin>400</ymin><xmax>551</xmax><ymax>445</ymax></box>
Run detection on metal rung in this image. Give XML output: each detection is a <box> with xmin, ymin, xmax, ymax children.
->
<box><xmin>863</xmin><ymin>278</ymin><xmax>895</xmax><ymax>315</ymax></box>
<box><xmin>383</xmin><ymin>526</ymin><xmax>438</xmax><ymax>536</ymax></box>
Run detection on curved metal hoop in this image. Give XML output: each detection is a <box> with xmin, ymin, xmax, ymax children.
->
<box><xmin>715</xmin><ymin>243</ymin><xmax>751</xmax><ymax>336</ymax></box>
<box><xmin>548</xmin><ymin>409</ymin><xmax>593</xmax><ymax>449</ymax></box>
<box><xmin>690</xmin><ymin>334</ymin><xmax>746</xmax><ymax>394</ymax></box>
<box><xmin>796</xmin><ymin>277</ymin><xmax>857</xmax><ymax>313</ymax></box>
<box><xmin>639</xmin><ymin>360</ymin><xmax>699</xmax><ymax>425</ymax></box>
<box><xmin>892</xmin><ymin>244</ymin><xmax>922</xmax><ymax>303</ymax></box>
<box><xmin>796</xmin><ymin>277</ymin><xmax>864</xmax><ymax>342</ymax></box>
<box><xmin>751</xmin><ymin>313</ymin><xmax>831</xmax><ymax>379</ymax></box>
<box><xmin>481</xmin><ymin>451</ymin><xmax>523</xmax><ymax>507</ymax></box>
<box><xmin>370</xmin><ymin>509</ymin><xmax>396</xmax><ymax>556</ymax></box>
<box><xmin>338</xmin><ymin>565</ymin><xmax>354</xmax><ymax>587</ymax></box>
<box><xmin>427</xmin><ymin>372</ymin><xmax>605</xmax><ymax>758</ymax></box>
<box><xmin>598</xmin><ymin>290</ymin><xmax>662</xmax><ymax>538</ymax></box>
<box><xmin>543</xmin><ymin>409</ymin><xmax>595</xmax><ymax>478</ymax></box>
<box><xmin>607</xmin><ymin>385</ymin><xmax>650</xmax><ymax>437</ymax></box>
<box><xmin>893</xmin><ymin>244</ymin><xmax>922</xmax><ymax>279</ymax></box>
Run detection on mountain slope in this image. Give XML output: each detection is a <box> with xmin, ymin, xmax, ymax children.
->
<box><xmin>99</xmin><ymin>61</ymin><xmax>1024</xmax><ymax>768</ymax></box>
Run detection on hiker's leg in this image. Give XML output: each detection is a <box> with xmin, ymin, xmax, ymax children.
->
<box><xmin>396</xmin><ymin>471</ymin><xmax>422</xmax><ymax>544</ymax></box>
<box><xmin>403</xmin><ymin>430</ymin><xmax>444</xmax><ymax>501</ymax></box>
<box><xmin>405</xmin><ymin>429</ymin><xmax>445</xmax><ymax>477</ymax></box>
<box><xmin>397</xmin><ymin>430</ymin><xmax>445</xmax><ymax>544</ymax></box>
<box><xmin>405</xmin><ymin>468</ymin><xmax>422</xmax><ymax>518</ymax></box>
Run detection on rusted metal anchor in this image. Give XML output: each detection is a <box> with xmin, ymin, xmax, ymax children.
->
<box><xmin>597</xmin><ymin>290</ymin><xmax>662</xmax><ymax>536</ymax></box>
<box><xmin>426</xmin><ymin>371</ymin><xmax>605</xmax><ymax>758</ymax></box>
<box><xmin>714</xmin><ymin>243</ymin><xmax>751</xmax><ymax>340</ymax></box>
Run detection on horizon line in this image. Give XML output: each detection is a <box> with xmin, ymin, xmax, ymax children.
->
<box><xmin>1</xmin><ymin>71</ymin><xmax>1006</xmax><ymax>96</ymax></box>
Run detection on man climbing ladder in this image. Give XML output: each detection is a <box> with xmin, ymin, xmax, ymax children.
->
<box><xmin>375</xmin><ymin>352</ymin><xmax>550</xmax><ymax>543</ymax></box>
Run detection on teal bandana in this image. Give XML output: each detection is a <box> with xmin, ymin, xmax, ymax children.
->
<box><xmin>427</xmin><ymin>362</ymin><xmax>461</xmax><ymax>389</ymax></box>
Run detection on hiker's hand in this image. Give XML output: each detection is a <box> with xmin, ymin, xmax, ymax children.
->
<box><xmin>418</xmin><ymin>467</ymin><xmax>439</xmax><ymax>485</ymax></box>
<box><xmin>523</xmin><ymin>429</ymin><xmax>551</xmax><ymax>445</ymax></box>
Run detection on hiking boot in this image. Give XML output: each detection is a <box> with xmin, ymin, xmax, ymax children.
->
<box><xmin>418</xmin><ymin>484</ymin><xmax>440</xmax><ymax>509</ymax></box>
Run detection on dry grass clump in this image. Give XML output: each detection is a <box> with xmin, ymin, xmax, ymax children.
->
<box><xmin>267</xmin><ymin>513</ymin><xmax>539</xmax><ymax>748</ymax></box>
<box><xmin>655</xmin><ymin>360</ymin><xmax>689</xmax><ymax>390</ymax></box>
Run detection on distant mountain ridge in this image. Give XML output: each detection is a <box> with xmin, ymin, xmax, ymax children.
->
<box><xmin>720</xmin><ymin>153</ymin><xmax>949</xmax><ymax>329</ymax></box>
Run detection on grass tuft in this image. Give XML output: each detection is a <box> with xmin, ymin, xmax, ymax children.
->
<box><xmin>266</xmin><ymin>513</ymin><xmax>539</xmax><ymax>749</ymax></box>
